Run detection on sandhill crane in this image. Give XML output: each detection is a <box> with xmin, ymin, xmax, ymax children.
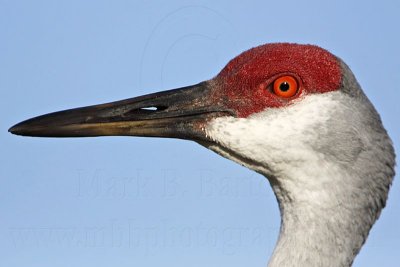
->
<box><xmin>9</xmin><ymin>43</ymin><xmax>395</xmax><ymax>267</ymax></box>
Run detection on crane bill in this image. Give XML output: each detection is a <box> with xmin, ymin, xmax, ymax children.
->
<box><xmin>8</xmin><ymin>82</ymin><xmax>232</xmax><ymax>141</ymax></box>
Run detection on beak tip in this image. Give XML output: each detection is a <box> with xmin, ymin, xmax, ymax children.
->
<box><xmin>9</xmin><ymin>121</ymin><xmax>34</xmax><ymax>136</ymax></box>
<box><xmin>9</xmin><ymin>124</ymin><xmax>23</xmax><ymax>136</ymax></box>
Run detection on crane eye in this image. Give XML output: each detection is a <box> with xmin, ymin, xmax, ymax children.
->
<box><xmin>273</xmin><ymin>76</ymin><xmax>299</xmax><ymax>98</ymax></box>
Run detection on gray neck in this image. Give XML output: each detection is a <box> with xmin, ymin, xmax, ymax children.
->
<box><xmin>268</xmin><ymin>182</ymin><xmax>367</xmax><ymax>267</ymax></box>
<box><xmin>267</xmin><ymin>146</ymin><xmax>394</xmax><ymax>267</ymax></box>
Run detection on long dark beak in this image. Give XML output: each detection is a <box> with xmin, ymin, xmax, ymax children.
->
<box><xmin>9</xmin><ymin>82</ymin><xmax>232</xmax><ymax>141</ymax></box>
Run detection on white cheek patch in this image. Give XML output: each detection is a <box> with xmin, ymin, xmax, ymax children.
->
<box><xmin>204</xmin><ymin>92</ymin><xmax>344</xmax><ymax>185</ymax></box>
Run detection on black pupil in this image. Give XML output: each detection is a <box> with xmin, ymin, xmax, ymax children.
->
<box><xmin>279</xmin><ymin>82</ymin><xmax>290</xmax><ymax>92</ymax></box>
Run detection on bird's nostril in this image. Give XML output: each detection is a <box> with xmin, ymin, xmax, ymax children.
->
<box><xmin>124</xmin><ymin>105</ymin><xmax>168</xmax><ymax>116</ymax></box>
<box><xmin>141</xmin><ymin>107</ymin><xmax>158</xmax><ymax>111</ymax></box>
<box><xmin>139</xmin><ymin>106</ymin><xmax>167</xmax><ymax>111</ymax></box>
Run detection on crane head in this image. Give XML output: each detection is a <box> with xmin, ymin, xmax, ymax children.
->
<box><xmin>9</xmin><ymin>42</ymin><xmax>394</xmax><ymax>196</ymax></box>
<box><xmin>9</xmin><ymin>43</ymin><xmax>343</xmax><ymax>138</ymax></box>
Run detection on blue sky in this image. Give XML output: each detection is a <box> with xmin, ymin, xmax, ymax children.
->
<box><xmin>1</xmin><ymin>1</ymin><xmax>399</xmax><ymax>266</ymax></box>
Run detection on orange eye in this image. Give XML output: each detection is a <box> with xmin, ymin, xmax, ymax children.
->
<box><xmin>273</xmin><ymin>76</ymin><xmax>299</xmax><ymax>98</ymax></box>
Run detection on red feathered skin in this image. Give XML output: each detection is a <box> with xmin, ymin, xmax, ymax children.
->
<box><xmin>211</xmin><ymin>43</ymin><xmax>342</xmax><ymax>118</ymax></box>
